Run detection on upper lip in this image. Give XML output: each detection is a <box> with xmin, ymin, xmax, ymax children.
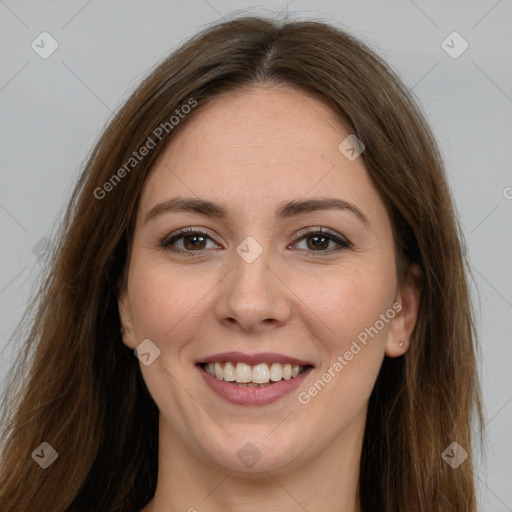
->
<box><xmin>196</xmin><ymin>351</ymin><xmax>314</xmax><ymax>367</ymax></box>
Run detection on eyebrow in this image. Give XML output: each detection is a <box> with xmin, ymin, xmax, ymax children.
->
<box><xmin>144</xmin><ymin>196</ymin><xmax>370</xmax><ymax>227</ymax></box>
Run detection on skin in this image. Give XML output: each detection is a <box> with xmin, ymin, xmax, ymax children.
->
<box><xmin>118</xmin><ymin>84</ymin><xmax>421</xmax><ymax>512</ymax></box>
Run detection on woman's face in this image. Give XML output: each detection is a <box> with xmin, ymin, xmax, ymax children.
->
<box><xmin>118</xmin><ymin>85</ymin><xmax>419</xmax><ymax>474</ymax></box>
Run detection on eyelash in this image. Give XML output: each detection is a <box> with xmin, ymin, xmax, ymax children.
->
<box><xmin>160</xmin><ymin>227</ymin><xmax>351</xmax><ymax>256</ymax></box>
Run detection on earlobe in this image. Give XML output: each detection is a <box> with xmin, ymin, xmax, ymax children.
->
<box><xmin>385</xmin><ymin>263</ymin><xmax>422</xmax><ymax>358</ymax></box>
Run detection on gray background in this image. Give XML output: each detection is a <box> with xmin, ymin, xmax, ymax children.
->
<box><xmin>1</xmin><ymin>0</ymin><xmax>511</xmax><ymax>509</ymax></box>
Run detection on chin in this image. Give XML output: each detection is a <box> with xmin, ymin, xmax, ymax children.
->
<box><xmin>201</xmin><ymin>423</ymin><xmax>309</xmax><ymax>474</ymax></box>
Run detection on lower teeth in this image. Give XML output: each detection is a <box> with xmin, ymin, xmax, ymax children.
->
<box><xmin>232</xmin><ymin>381</ymin><xmax>274</xmax><ymax>387</ymax></box>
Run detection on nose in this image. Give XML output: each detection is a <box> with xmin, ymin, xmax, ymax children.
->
<box><xmin>215</xmin><ymin>246</ymin><xmax>292</xmax><ymax>333</ymax></box>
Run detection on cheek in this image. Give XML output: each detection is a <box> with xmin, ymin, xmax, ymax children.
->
<box><xmin>324</xmin><ymin>271</ymin><xmax>395</xmax><ymax>393</ymax></box>
<box><xmin>294</xmin><ymin>260</ymin><xmax>395</xmax><ymax>349</ymax></box>
<box><xmin>292</xmin><ymin>262</ymin><xmax>395</xmax><ymax>411</ymax></box>
<box><xmin>127</xmin><ymin>257</ymin><xmax>203</xmax><ymax>345</ymax></box>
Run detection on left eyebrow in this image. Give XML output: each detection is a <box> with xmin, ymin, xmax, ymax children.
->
<box><xmin>275</xmin><ymin>197</ymin><xmax>370</xmax><ymax>227</ymax></box>
<box><xmin>144</xmin><ymin>196</ymin><xmax>371</xmax><ymax>228</ymax></box>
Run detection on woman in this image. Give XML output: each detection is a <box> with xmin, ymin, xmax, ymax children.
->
<box><xmin>0</xmin><ymin>15</ymin><xmax>483</xmax><ymax>512</ymax></box>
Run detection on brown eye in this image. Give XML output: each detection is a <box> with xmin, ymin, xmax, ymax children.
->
<box><xmin>306</xmin><ymin>234</ymin><xmax>330</xmax><ymax>251</ymax></box>
<box><xmin>293</xmin><ymin>228</ymin><xmax>350</xmax><ymax>253</ymax></box>
<box><xmin>182</xmin><ymin>233</ymin><xmax>208</xmax><ymax>250</ymax></box>
<box><xmin>162</xmin><ymin>229</ymin><xmax>219</xmax><ymax>253</ymax></box>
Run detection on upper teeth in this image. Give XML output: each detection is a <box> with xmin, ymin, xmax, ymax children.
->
<box><xmin>203</xmin><ymin>362</ymin><xmax>304</xmax><ymax>383</ymax></box>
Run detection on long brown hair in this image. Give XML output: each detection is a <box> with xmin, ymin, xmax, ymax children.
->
<box><xmin>0</xmin><ymin>14</ymin><xmax>483</xmax><ymax>511</ymax></box>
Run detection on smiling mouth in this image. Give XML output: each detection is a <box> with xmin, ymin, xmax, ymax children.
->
<box><xmin>198</xmin><ymin>361</ymin><xmax>312</xmax><ymax>386</ymax></box>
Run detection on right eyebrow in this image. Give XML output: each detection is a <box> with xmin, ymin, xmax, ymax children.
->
<box><xmin>144</xmin><ymin>197</ymin><xmax>227</xmax><ymax>225</ymax></box>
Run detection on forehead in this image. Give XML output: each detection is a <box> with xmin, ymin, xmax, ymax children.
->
<box><xmin>137</xmin><ymin>85</ymin><xmax>388</xmax><ymax>228</ymax></box>
<box><xmin>159</xmin><ymin>85</ymin><xmax>349</xmax><ymax>172</ymax></box>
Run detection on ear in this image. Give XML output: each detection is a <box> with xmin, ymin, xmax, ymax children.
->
<box><xmin>118</xmin><ymin>285</ymin><xmax>138</xmax><ymax>350</ymax></box>
<box><xmin>385</xmin><ymin>263</ymin><xmax>422</xmax><ymax>357</ymax></box>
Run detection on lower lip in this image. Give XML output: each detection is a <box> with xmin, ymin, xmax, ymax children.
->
<box><xmin>197</xmin><ymin>365</ymin><xmax>313</xmax><ymax>406</ymax></box>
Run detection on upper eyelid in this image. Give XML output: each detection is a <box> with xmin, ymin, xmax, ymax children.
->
<box><xmin>164</xmin><ymin>227</ymin><xmax>218</xmax><ymax>242</ymax></box>
<box><xmin>294</xmin><ymin>226</ymin><xmax>346</xmax><ymax>240</ymax></box>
